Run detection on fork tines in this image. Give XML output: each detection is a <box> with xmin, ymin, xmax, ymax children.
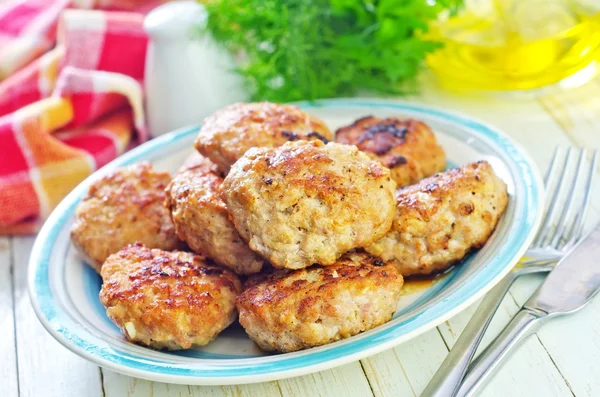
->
<box><xmin>531</xmin><ymin>147</ymin><xmax>598</xmax><ymax>254</ymax></box>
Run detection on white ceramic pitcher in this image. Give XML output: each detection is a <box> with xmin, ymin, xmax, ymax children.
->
<box><xmin>144</xmin><ymin>1</ymin><xmax>246</xmax><ymax>138</ymax></box>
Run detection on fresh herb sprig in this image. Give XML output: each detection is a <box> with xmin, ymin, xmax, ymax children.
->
<box><xmin>202</xmin><ymin>0</ymin><xmax>462</xmax><ymax>102</ymax></box>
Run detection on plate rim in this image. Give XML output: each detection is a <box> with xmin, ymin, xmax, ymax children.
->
<box><xmin>28</xmin><ymin>98</ymin><xmax>545</xmax><ymax>385</ymax></box>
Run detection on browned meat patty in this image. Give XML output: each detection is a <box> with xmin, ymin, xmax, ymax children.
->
<box><xmin>70</xmin><ymin>162</ymin><xmax>181</xmax><ymax>272</ymax></box>
<box><xmin>237</xmin><ymin>252</ymin><xmax>403</xmax><ymax>352</ymax></box>
<box><xmin>366</xmin><ymin>161</ymin><xmax>508</xmax><ymax>276</ymax></box>
<box><xmin>194</xmin><ymin>102</ymin><xmax>333</xmax><ymax>174</ymax></box>
<box><xmin>100</xmin><ymin>244</ymin><xmax>242</xmax><ymax>350</ymax></box>
<box><xmin>336</xmin><ymin>116</ymin><xmax>446</xmax><ymax>187</ymax></box>
<box><xmin>221</xmin><ymin>140</ymin><xmax>397</xmax><ymax>270</ymax></box>
<box><xmin>165</xmin><ymin>158</ymin><xmax>265</xmax><ymax>275</ymax></box>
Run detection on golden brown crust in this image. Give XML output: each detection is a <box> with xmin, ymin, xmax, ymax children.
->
<box><xmin>237</xmin><ymin>252</ymin><xmax>403</xmax><ymax>352</ymax></box>
<box><xmin>177</xmin><ymin>151</ymin><xmax>222</xmax><ymax>176</ymax></box>
<box><xmin>194</xmin><ymin>102</ymin><xmax>333</xmax><ymax>174</ymax></box>
<box><xmin>366</xmin><ymin>161</ymin><xmax>508</xmax><ymax>276</ymax></box>
<box><xmin>335</xmin><ymin>116</ymin><xmax>446</xmax><ymax>187</ymax></box>
<box><xmin>70</xmin><ymin>162</ymin><xmax>182</xmax><ymax>272</ymax></box>
<box><xmin>165</xmin><ymin>162</ymin><xmax>265</xmax><ymax>275</ymax></box>
<box><xmin>100</xmin><ymin>243</ymin><xmax>242</xmax><ymax>350</ymax></box>
<box><xmin>221</xmin><ymin>140</ymin><xmax>397</xmax><ymax>270</ymax></box>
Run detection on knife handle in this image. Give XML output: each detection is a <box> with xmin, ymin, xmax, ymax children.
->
<box><xmin>421</xmin><ymin>262</ymin><xmax>555</xmax><ymax>397</ymax></box>
<box><xmin>454</xmin><ymin>308</ymin><xmax>547</xmax><ymax>397</ymax></box>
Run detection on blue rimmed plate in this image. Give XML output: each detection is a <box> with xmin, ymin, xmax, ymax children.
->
<box><xmin>28</xmin><ymin>99</ymin><xmax>544</xmax><ymax>385</ymax></box>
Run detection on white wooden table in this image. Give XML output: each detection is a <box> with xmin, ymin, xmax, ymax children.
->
<box><xmin>3</xmin><ymin>78</ymin><xmax>600</xmax><ymax>397</ymax></box>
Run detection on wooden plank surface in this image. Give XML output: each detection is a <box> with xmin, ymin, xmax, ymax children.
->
<box><xmin>0</xmin><ymin>237</ymin><xmax>19</xmax><ymax>397</ymax></box>
<box><xmin>103</xmin><ymin>360</ymin><xmax>372</xmax><ymax>396</ymax></box>
<box><xmin>361</xmin><ymin>328</ymin><xmax>449</xmax><ymax>396</ymax></box>
<box><xmin>103</xmin><ymin>369</ymin><xmax>282</xmax><ymax>397</ymax></box>
<box><xmin>6</xmin><ymin>78</ymin><xmax>600</xmax><ymax>397</ymax></box>
<box><xmin>12</xmin><ymin>237</ymin><xmax>103</xmax><ymax>397</ymax></box>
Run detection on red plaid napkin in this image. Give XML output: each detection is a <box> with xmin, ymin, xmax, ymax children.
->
<box><xmin>0</xmin><ymin>0</ymin><xmax>163</xmax><ymax>234</ymax></box>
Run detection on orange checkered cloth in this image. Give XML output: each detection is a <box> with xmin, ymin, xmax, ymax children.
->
<box><xmin>0</xmin><ymin>1</ymin><xmax>163</xmax><ymax>234</ymax></box>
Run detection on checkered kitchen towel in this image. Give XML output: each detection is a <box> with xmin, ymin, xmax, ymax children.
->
<box><xmin>0</xmin><ymin>1</ymin><xmax>163</xmax><ymax>234</ymax></box>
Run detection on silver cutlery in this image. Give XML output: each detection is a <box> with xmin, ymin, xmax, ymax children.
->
<box><xmin>422</xmin><ymin>147</ymin><xmax>598</xmax><ymax>397</ymax></box>
<box><xmin>456</xmin><ymin>220</ymin><xmax>600</xmax><ymax>396</ymax></box>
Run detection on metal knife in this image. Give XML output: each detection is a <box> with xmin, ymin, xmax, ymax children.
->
<box><xmin>455</xmin><ymin>222</ymin><xmax>600</xmax><ymax>397</ymax></box>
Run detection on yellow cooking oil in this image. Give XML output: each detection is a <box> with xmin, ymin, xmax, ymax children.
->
<box><xmin>426</xmin><ymin>0</ymin><xmax>600</xmax><ymax>91</ymax></box>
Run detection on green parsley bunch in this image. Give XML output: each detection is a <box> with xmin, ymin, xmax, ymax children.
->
<box><xmin>202</xmin><ymin>0</ymin><xmax>462</xmax><ymax>102</ymax></box>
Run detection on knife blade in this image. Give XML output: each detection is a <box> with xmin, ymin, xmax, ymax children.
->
<box><xmin>456</xmin><ymin>222</ymin><xmax>600</xmax><ymax>397</ymax></box>
<box><xmin>524</xmin><ymin>222</ymin><xmax>600</xmax><ymax>315</ymax></box>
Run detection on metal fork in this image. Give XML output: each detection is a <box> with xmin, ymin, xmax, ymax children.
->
<box><xmin>422</xmin><ymin>147</ymin><xmax>598</xmax><ymax>397</ymax></box>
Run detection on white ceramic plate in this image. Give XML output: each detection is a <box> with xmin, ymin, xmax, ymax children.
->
<box><xmin>29</xmin><ymin>99</ymin><xmax>544</xmax><ymax>385</ymax></box>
